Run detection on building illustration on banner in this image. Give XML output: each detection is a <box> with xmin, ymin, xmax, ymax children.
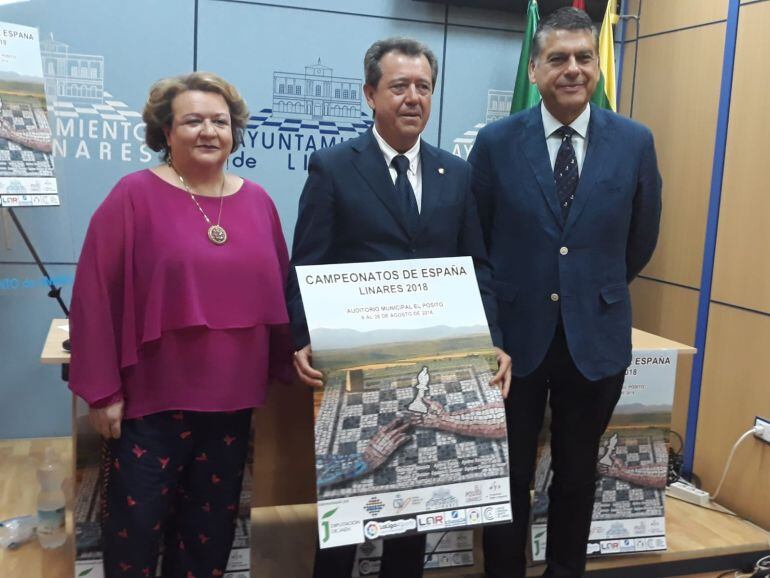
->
<box><xmin>39</xmin><ymin>35</ymin><xmax>150</xmax><ymax>163</ymax></box>
<box><xmin>452</xmin><ymin>88</ymin><xmax>514</xmax><ymax>161</ymax></box>
<box><xmin>273</xmin><ymin>59</ymin><xmax>362</xmax><ymax>122</ymax></box>
<box><xmin>485</xmin><ymin>89</ymin><xmax>512</xmax><ymax>124</ymax></box>
<box><xmin>236</xmin><ymin>58</ymin><xmax>372</xmax><ymax>172</ymax></box>
<box><xmin>41</xmin><ymin>36</ymin><xmax>104</xmax><ymax>104</ymax></box>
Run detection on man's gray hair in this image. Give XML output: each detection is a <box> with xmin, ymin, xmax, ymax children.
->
<box><xmin>531</xmin><ymin>7</ymin><xmax>599</xmax><ymax>61</ymax></box>
<box><xmin>364</xmin><ymin>37</ymin><xmax>439</xmax><ymax>89</ymax></box>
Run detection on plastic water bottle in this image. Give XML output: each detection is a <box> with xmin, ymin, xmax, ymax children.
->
<box><xmin>36</xmin><ymin>447</ymin><xmax>66</xmax><ymax>549</ymax></box>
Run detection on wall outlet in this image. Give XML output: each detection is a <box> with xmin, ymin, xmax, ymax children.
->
<box><xmin>666</xmin><ymin>481</ymin><xmax>711</xmax><ymax>506</ymax></box>
<box><xmin>754</xmin><ymin>416</ymin><xmax>770</xmax><ymax>444</ymax></box>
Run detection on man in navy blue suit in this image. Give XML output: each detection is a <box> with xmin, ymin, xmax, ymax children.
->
<box><xmin>286</xmin><ymin>37</ymin><xmax>511</xmax><ymax>578</ymax></box>
<box><xmin>469</xmin><ymin>8</ymin><xmax>661</xmax><ymax>578</ymax></box>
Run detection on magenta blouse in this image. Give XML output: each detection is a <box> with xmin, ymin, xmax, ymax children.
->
<box><xmin>69</xmin><ymin>170</ymin><xmax>294</xmax><ymax>419</ymax></box>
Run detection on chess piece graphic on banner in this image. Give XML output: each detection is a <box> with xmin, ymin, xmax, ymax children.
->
<box><xmin>408</xmin><ymin>366</ymin><xmax>431</xmax><ymax>414</ymax></box>
<box><xmin>597</xmin><ymin>433</ymin><xmax>619</xmax><ymax>468</ymax></box>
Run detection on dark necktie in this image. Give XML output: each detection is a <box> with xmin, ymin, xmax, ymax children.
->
<box><xmin>553</xmin><ymin>126</ymin><xmax>579</xmax><ymax>220</ymax></box>
<box><xmin>391</xmin><ymin>154</ymin><xmax>419</xmax><ymax>235</ymax></box>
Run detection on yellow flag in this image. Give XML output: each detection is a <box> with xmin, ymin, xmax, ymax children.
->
<box><xmin>591</xmin><ymin>0</ymin><xmax>619</xmax><ymax>110</ymax></box>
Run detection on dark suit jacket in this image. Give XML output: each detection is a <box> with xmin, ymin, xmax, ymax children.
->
<box><xmin>469</xmin><ymin>104</ymin><xmax>662</xmax><ymax>381</ymax></box>
<box><xmin>287</xmin><ymin>129</ymin><xmax>501</xmax><ymax>349</ymax></box>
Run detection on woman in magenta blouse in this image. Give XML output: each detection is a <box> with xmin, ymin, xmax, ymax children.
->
<box><xmin>69</xmin><ymin>72</ymin><xmax>293</xmax><ymax>578</ymax></box>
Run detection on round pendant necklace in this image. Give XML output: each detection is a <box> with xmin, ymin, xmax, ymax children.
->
<box><xmin>170</xmin><ymin>163</ymin><xmax>228</xmax><ymax>245</ymax></box>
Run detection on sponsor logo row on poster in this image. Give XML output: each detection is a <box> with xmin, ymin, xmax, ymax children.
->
<box><xmin>0</xmin><ymin>194</ymin><xmax>60</xmax><ymax>207</ymax></box>
<box><xmin>532</xmin><ymin>522</ymin><xmax>667</xmax><ymax>562</ymax></box>
<box><xmin>320</xmin><ymin>478</ymin><xmax>510</xmax><ymax>547</ymax></box>
<box><xmin>588</xmin><ymin>516</ymin><xmax>666</xmax><ymax>540</ymax></box>
<box><xmin>363</xmin><ymin>502</ymin><xmax>513</xmax><ymax>540</ymax></box>
<box><xmin>589</xmin><ymin>536</ymin><xmax>668</xmax><ymax>556</ymax></box>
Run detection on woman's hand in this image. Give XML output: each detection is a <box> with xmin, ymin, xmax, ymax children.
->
<box><xmin>89</xmin><ymin>400</ymin><xmax>124</xmax><ymax>439</ymax></box>
<box><xmin>293</xmin><ymin>345</ymin><xmax>324</xmax><ymax>388</ymax></box>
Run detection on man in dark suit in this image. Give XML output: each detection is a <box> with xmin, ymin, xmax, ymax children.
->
<box><xmin>469</xmin><ymin>8</ymin><xmax>662</xmax><ymax>578</ymax></box>
<box><xmin>286</xmin><ymin>37</ymin><xmax>512</xmax><ymax>578</ymax></box>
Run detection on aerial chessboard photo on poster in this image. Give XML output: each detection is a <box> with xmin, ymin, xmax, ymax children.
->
<box><xmin>297</xmin><ymin>257</ymin><xmax>512</xmax><ymax>549</ymax></box>
<box><xmin>0</xmin><ymin>20</ymin><xmax>58</xmax><ymax>207</ymax></box>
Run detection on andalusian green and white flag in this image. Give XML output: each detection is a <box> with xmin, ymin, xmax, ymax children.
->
<box><xmin>510</xmin><ymin>0</ymin><xmax>541</xmax><ymax>114</ymax></box>
<box><xmin>591</xmin><ymin>0</ymin><xmax>618</xmax><ymax>111</ymax></box>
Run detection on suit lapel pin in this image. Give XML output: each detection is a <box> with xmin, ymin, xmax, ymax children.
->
<box><xmin>438</xmin><ymin>167</ymin><xmax>445</xmax><ymax>175</ymax></box>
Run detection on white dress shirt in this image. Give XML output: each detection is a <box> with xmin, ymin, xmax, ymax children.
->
<box><xmin>541</xmin><ymin>102</ymin><xmax>590</xmax><ymax>175</ymax></box>
<box><xmin>372</xmin><ymin>125</ymin><xmax>423</xmax><ymax>213</ymax></box>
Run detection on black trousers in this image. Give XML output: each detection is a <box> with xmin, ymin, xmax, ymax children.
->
<box><xmin>101</xmin><ymin>409</ymin><xmax>252</xmax><ymax>578</ymax></box>
<box><xmin>483</xmin><ymin>323</ymin><xmax>625</xmax><ymax>578</ymax></box>
<box><xmin>313</xmin><ymin>533</ymin><xmax>426</xmax><ymax>578</ymax></box>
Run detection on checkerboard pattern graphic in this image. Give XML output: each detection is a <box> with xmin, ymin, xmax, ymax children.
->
<box><xmin>316</xmin><ymin>362</ymin><xmax>509</xmax><ymax>500</ymax></box>
<box><xmin>247</xmin><ymin>109</ymin><xmax>373</xmax><ymax>136</ymax></box>
<box><xmin>0</xmin><ymin>101</ymin><xmax>55</xmax><ymax>177</ymax></box>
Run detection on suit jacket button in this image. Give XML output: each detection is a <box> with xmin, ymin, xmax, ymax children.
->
<box><xmin>410</xmin><ymin>248</ymin><xmax>417</xmax><ymax>254</ymax></box>
<box><xmin>550</xmin><ymin>293</ymin><xmax>560</xmax><ymax>302</ymax></box>
<box><xmin>559</xmin><ymin>246</ymin><xmax>569</xmax><ymax>255</ymax></box>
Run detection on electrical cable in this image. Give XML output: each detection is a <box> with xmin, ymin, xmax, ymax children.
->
<box><xmin>753</xmin><ymin>554</ymin><xmax>770</xmax><ymax>577</ymax></box>
<box><xmin>667</xmin><ymin>429</ymin><xmax>684</xmax><ymax>484</ymax></box>
<box><xmin>756</xmin><ymin>554</ymin><xmax>770</xmax><ymax>568</ymax></box>
<box><xmin>668</xmin><ymin>429</ymin><xmax>684</xmax><ymax>453</ymax></box>
<box><xmin>690</xmin><ymin>471</ymin><xmax>702</xmax><ymax>488</ymax></box>
<box><xmin>712</xmin><ymin>427</ymin><xmax>760</xmax><ymax>501</ymax></box>
<box><xmin>667</xmin><ymin>446</ymin><xmax>683</xmax><ymax>484</ymax></box>
<box><xmin>422</xmin><ymin>531</ymin><xmax>449</xmax><ymax>568</ymax></box>
<box><xmin>707</xmin><ymin>504</ymin><xmax>770</xmax><ymax>578</ymax></box>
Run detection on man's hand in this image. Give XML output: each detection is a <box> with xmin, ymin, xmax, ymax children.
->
<box><xmin>489</xmin><ymin>346</ymin><xmax>512</xmax><ymax>399</ymax></box>
<box><xmin>89</xmin><ymin>399</ymin><xmax>124</xmax><ymax>439</ymax></box>
<box><xmin>362</xmin><ymin>418</ymin><xmax>411</xmax><ymax>470</ymax></box>
<box><xmin>293</xmin><ymin>345</ymin><xmax>324</xmax><ymax>388</ymax></box>
<box><xmin>404</xmin><ymin>398</ymin><xmax>446</xmax><ymax>429</ymax></box>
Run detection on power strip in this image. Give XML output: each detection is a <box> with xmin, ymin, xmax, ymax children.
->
<box><xmin>666</xmin><ymin>481</ymin><xmax>711</xmax><ymax>506</ymax></box>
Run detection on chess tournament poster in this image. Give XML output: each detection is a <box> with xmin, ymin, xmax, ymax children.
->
<box><xmin>0</xmin><ymin>20</ymin><xmax>58</xmax><ymax>207</ymax></box>
<box><xmin>297</xmin><ymin>257</ymin><xmax>512</xmax><ymax>549</ymax></box>
<box><xmin>530</xmin><ymin>350</ymin><xmax>678</xmax><ymax>560</ymax></box>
